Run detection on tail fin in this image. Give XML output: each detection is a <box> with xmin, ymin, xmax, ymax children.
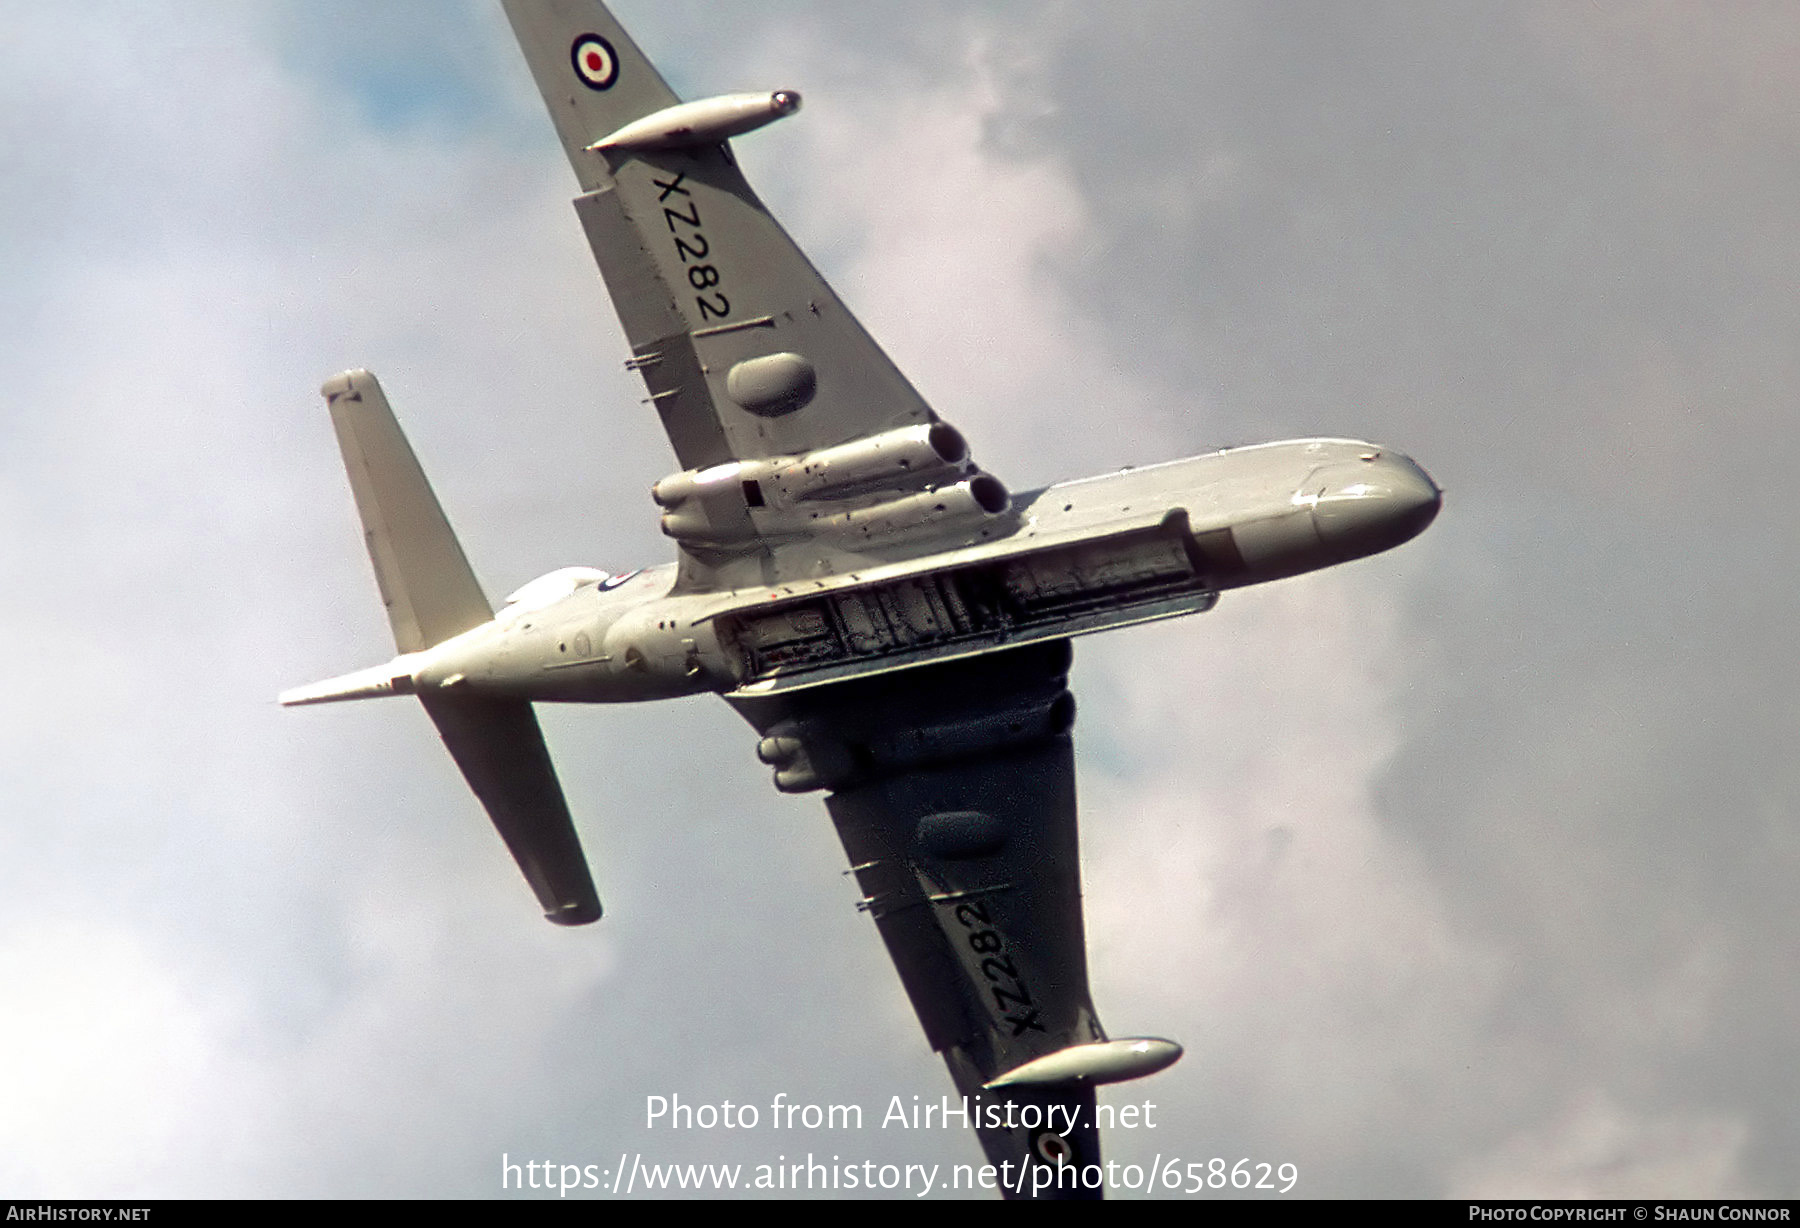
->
<box><xmin>299</xmin><ymin>371</ymin><xmax>602</xmax><ymax>924</ymax></box>
<box><xmin>323</xmin><ymin>370</ymin><xmax>491</xmax><ymax>653</ymax></box>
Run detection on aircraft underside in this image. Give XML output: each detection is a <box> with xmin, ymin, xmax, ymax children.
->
<box><xmin>284</xmin><ymin>0</ymin><xmax>1440</xmax><ymax>1199</ymax></box>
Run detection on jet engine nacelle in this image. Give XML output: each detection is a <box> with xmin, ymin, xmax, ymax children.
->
<box><xmin>652</xmin><ymin>422</ymin><xmax>971</xmax><ymax>510</ymax></box>
<box><xmin>654</xmin><ymin>422</ymin><xmax>1003</xmax><ymax>546</ymax></box>
<box><xmin>657</xmin><ymin>473</ymin><xmax>1010</xmax><ymax>546</ymax></box>
<box><xmin>816</xmin><ymin>475</ymin><xmax>1011</xmax><ymax>542</ymax></box>
<box><xmin>754</xmin><ymin>686</ymin><xmax>1075</xmax><ymax>793</ymax></box>
<box><xmin>766</xmin><ymin>422</ymin><xmax>970</xmax><ymax>503</ymax></box>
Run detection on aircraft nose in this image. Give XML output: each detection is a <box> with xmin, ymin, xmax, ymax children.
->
<box><xmin>1308</xmin><ymin>452</ymin><xmax>1442</xmax><ymax>560</ymax></box>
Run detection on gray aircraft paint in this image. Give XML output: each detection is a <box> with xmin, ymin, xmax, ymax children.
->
<box><xmin>286</xmin><ymin>0</ymin><xmax>1436</xmax><ymax>1199</ymax></box>
<box><xmin>7</xmin><ymin>0</ymin><xmax>1792</xmax><ymax>1203</ymax></box>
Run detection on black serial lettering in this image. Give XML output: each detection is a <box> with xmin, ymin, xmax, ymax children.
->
<box><xmin>954</xmin><ymin>901</ymin><xmax>992</xmax><ymax>929</ymax></box>
<box><xmin>980</xmin><ymin>954</ymin><xmax>1018</xmax><ymax>983</ymax></box>
<box><xmin>649</xmin><ymin>179</ymin><xmax>730</xmax><ymax>324</ymax></box>
<box><xmin>942</xmin><ymin>897</ymin><xmax>1045</xmax><ymax>1036</ymax></box>
<box><xmin>991</xmin><ymin>983</ymin><xmax>1032</xmax><ymax>1012</ymax></box>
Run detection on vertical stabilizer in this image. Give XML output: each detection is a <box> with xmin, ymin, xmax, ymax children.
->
<box><xmin>322</xmin><ymin>370</ymin><xmax>492</xmax><ymax>653</ymax></box>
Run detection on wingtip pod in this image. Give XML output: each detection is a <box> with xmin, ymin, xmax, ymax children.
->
<box><xmin>587</xmin><ymin>90</ymin><xmax>801</xmax><ymax>153</ymax></box>
<box><xmin>983</xmin><ymin>1037</ymin><xmax>1184</xmax><ymax>1089</ymax></box>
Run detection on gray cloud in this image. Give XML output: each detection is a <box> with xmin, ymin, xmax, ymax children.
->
<box><xmin>1</xmin><ymin>0</ymin><xmax>1793</xmax><ymax>1200</ymax></box>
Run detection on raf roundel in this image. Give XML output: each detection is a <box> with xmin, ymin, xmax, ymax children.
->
<box><xmin>570</xmin><ymin>34</ymin><xmax>619</xmax><ymax>91</ymax></box>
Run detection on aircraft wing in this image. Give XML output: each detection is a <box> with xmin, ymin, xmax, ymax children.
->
<box><xmin>502</xmin><ymin>0</ymin><xmax>938</xmax><ymax>475</ymax></box>
<box><xmin>500</xmin><ymin>2</ymin><xmax>1010</xmax><ymax>593</ymax></box>
<box><xmin>730</xmin><ymin>640</ymin><xmax>1109</xmax><ymax>1198</ymax></box>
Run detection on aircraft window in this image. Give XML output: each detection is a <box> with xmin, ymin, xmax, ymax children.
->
<box><xmin>742</xmin><ymin>479</ymin><xmax>766</xmax><ymax>508</ymax></box>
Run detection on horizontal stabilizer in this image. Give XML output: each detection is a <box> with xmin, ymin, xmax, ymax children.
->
<box><xmin>984</xmin><ymin>1038</ymin><xmax>1183</xmax><ymax>1089</ymax></box>
<box><xmin>422</xmin><ymin>694</ymin><xmax>601</xmax><ymax>925</ymax></box>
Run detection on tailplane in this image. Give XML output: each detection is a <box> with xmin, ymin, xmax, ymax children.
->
<box><xmin>287</xmin><ymin>371</ymin><xmax>602</xmax><ymax>924</ymax></box>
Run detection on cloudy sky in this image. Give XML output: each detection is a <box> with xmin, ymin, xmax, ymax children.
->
<box><xmin>3</xmin><ymin>0</ymin><xmax>1796</xmax><ymax>1200</ymax></box>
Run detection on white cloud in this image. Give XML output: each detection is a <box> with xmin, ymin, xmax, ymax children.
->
<box><xmin>755</xmin><ymin>25</ymin><xmax>1184</xmax><ymax>488</ymax></box>
<box><xmin>1077</xmin><ymin>569</ymin><xmax>1509</xmax><ymax>1177</ymax></box>
<box><xmin>0</xmin><ymin>924</ymin><xmax>241</xmax><ymax>1195</ymax></box>
<box><xmin>1453</xmin><ymin>1091</ymin><xmax>1752</xmax><ymax>1199</ymax></box>
<box><xmin>4</xmin><ymin>0</ymin><xmax>1796</xmax><ymax>1200</ymax></box>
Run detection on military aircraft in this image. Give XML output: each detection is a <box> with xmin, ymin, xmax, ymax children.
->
<box><xmin>284</xmin><ymin>0</ymin><xmax>1439</xmax><ymax>1200</ymax></box>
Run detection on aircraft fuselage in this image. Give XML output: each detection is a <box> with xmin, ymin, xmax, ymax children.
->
<box><xmin>286</xmin><ymin>3</ymin><xmax>1449</xmax><ymax>1193</ymax></box>
<box><xmin>367</xmin><ymin>438</ymin><xmax>1437</xmax><ymax>713</ymax></box>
